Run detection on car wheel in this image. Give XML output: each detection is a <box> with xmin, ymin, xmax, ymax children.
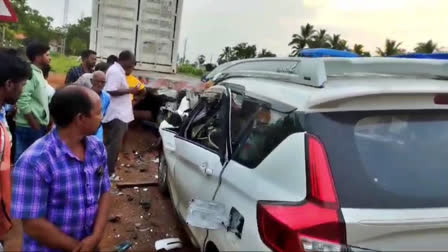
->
<box><xmin>158</xmin><ymin>151</ymin><xmax>169</xmax><ymax>196</ymax></box>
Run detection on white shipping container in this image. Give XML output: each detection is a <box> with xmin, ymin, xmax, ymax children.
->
<box><xmin>90</xmin><ymin>0</ymin><xmax>183</xmax><ymax>74</ymax></box>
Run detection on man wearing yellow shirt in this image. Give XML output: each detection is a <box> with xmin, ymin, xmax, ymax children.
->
<box><xmin>126</xmin><ymin>74</ymin><xmax>146</xmax><ymax>103</ymax></box>
<box><xmin>122</xmin><ymin>66</ymin><xmax>147</xmax><ymax>160</ymax></box>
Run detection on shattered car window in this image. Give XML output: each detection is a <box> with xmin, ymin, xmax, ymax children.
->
<box><xmin>186</xmin><ymin>86</ymin><xmax>227</xmax><ymax>152</ymax></box>
<box><xmin>232</xmin><ymin>109</ymin><xmax>302</xmax><ymax>168</ymax></box>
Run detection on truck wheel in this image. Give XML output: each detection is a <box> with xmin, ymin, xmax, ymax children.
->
<box><xmin>158</xmin><ymin>151</ymin><xmax>169</xmax><ymax>196</ymax></box>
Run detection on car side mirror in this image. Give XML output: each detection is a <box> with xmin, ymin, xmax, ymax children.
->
<box><xmin>166</xmin><ymin>112</ymin><xmax>183</xmax><ymax>127</ymax></box>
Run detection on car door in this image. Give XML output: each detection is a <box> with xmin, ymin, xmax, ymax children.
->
<box><xmin>204</xmin><ymin>90</ymin><xmax>269</xmax><ymax>251</ymax></box>
<box><xmin>205</xmin><ymin>88</ymin><xmax>305</xmax><ymax>251</ymax></box>
<box><xmin>173</xmin><ymin>85</ymin><xmax>231</xmax><ymax>244</ymax></box>
<box><xmin>159</xmin><ymin>126</ymin><xmax>179</xmax><ymax>202</ymax></box>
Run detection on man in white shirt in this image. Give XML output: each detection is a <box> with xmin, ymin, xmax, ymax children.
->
<box><xmin>103</xmin><ymin>51</ymin><xmax>141</xmax><ymax>180</ymax></box>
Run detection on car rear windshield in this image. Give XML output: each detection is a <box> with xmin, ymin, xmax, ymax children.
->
<box><xmin>306</xmin><ymin>110</ymin><xmax>448</xmax><ymax>209</ymax></box>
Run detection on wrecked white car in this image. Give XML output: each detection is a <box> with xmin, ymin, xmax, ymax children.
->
<box><xmin>158</xmin><ymin>57</ymin><xmax>448</xmax><ymax>252</ymax></box>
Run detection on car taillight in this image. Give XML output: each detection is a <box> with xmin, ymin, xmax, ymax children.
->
<box><xmin>434</xmin><ymin>94</ymin><xmax>448</xmax><ymax>105</ymax></box>
<box><xmin>257</xmin><ymin>134</ymin><xmax>346</xmax><ymax>252</ymax></box>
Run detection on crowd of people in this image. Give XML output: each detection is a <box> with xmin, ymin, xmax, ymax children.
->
<box><xmin>0</xmin><ymin>42</ymin><xmax>148</xmax><ymax>251</ymax></box>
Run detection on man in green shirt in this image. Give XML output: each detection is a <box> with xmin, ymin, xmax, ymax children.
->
<box><xmin>14</xmin><ymin>43</ymin><xmax>51</xmax><ymax>161</ymax></box>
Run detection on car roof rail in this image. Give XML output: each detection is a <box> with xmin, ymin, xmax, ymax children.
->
<box><xmin>211</xmin><ymin>57</ymin><xmax>448</xmax><ymax>88</ymax></box>
<box><xmin>323</xmin><ymin>57</ymin><xmax>448</xmax><ymax>79</ymax></box>
<box><xmin>213</xmin><ymin>58</ymin><xmax>327</xmax><ymax>88</ymax></box>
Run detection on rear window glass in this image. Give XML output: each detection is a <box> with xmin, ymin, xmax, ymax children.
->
<box><xmin>307</xmin><ymin>110</ymin><xmax>448</xmax><ymax>209</ymax></box>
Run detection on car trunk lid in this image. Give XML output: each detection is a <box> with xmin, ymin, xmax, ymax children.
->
<box><xmin>306</xmin><ymin>110</ymin><xmax>448</xmax><ymax>251</ymax></box>
<box><xmin>343</xmin><ymin>208</ymin><xmax>448</xmax><ymax>251</ymax></box>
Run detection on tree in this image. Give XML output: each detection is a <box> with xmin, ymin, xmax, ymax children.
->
<box><xmin>4</xmin><ymin>0</ymin><xmax>91</xmax><ymax>54</ymax></box>
<box><xmin>337</xmin><ymin>40</ymin><xmax>350</xmax><ymax>51</ymax></box>
<box><xmin>65</xmin><ymin>17</ymin><xmax>91</xmax><ymax>55</ymax></box>
<box><xmin>376</xmin><ymin>39</ymin><xmax>405</xmax><ymax>56</ymax></box>
<box><xmin>218</xmin><ymin>46</ymin><xmax>235</xmax><ymax>65</ymax></box>
<box><xmin>7</xmin><ymin>0</ymin><xmax>62</xmax><ymax>45</ymax></box>
<box><xmin>290</xmin><ymin>45</ymin><xmax>303</xmax><ymax>57</ymax></box>
<box><xmin>328</xmin><ymin>34</ymin><xmax>350</xmax><ymax>50</ymax></box>
<box><xmin>353</xmin><ymin>44</ymin><xmax>371</xmax><ymax>57</ymax></box>
<box><xmin>69</xmin><ymin>37</ymin><xmax>86</xmax><ymax>56</ymax></box>
<box><xmin>289</xmin><ymin>23</ymin><xmax>316</xmax><ymax>54</ymax></box>
<box><xmin>353</xmin><ymin>44</ymin><xmax>364</xmax><ymax>55</ymax></box>
<box><xmin>258</xmin><ymin>49</ymin><xmax>276</xmax><ymax>58</ymax></box>
<box><xmin>329</xmin><ymin>34</ymin><xmax>342</xmax><ymax>49</ymax></box>
<box><xmin>415</xmin><ymin>40</ymin><xmax>438</xmax><ymax>53</ymax></box>
<box><xmin>197</xmin><ymin>55</ymin><xmax>206</xmax><ymax>65</ymax></box>
<box><xmin>233</xmin><ymin>43</ymin><xmax>257</xmax><ymax>60</ymax></box>
<box><xmin>309</xmin><ymin>29</ymin><xmax>330</xmax><ymax>48</ymax></box>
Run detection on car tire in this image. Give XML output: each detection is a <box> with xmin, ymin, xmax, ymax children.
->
<box><xmin>158</xmin><ymin>151</ymin><xmax>169</xmax><ymax>196</ymax></box>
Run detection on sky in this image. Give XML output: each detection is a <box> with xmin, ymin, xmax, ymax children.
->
<box><xmin>27</xmin><ymin>0</ymin><xmax>448</xmax><ymax>62</ymax></box>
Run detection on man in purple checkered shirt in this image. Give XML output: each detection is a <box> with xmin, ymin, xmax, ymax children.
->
<box><xmin>12</xmin><ymin>86</ymin><xmax>112</xmax><ymax>252</ymax></box>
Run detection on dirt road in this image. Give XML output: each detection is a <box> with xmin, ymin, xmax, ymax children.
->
<box><xmin>3</xmin><ymin>125</ymin><xmax>198</xmax><ymax>252</ymax></box>
<box><xmin>47</xmin><ymin>72</ymin><xmax>66</xmax><ymax>89</ymax></box>
<box><xmin>100</xmin><ymin>124</ymin><xmax>197</xmax><ymax>251</ymax></box>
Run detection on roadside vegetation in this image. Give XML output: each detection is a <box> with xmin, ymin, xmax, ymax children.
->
<box><xmin>177</xmin><ymin>64</ymin><xmax>205</xmax><ymax>77</ymax></box>
<box><xmin>50</xmin><ymin>54</ymin><xmax>79</xmax><ymax>74</ymax></box>
<box><xmin>214</xmin><ymin>23</ymin><xmax>443</xmax><ymax>65</ymax></box>
<box><xmin>287</xmin><ymin>23</ymin><xmax>440</xmax><ymax>57</ymax></box>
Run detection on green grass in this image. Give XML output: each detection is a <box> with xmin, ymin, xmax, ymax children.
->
<box><xmin>177</xmin><ymin>64</ymin><xmax>205</xmax><ymax>77</ymax></box>
<box><xmin>50</xmin><ymin>54</ymin><xmax>79</xmax><ymax>74</ymax></box>
<box><xmin>49</xmin><ymin>56</ymin><xmax>206</xmax><ymax>77</ymax></box>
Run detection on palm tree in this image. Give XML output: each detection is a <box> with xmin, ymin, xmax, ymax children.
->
<box><xmin>353</xmin><ymin>44</ymin><xmax>371</xmax><ymax>57</ymax></box>
<box><xmin>329</xmin><ymin>34</ymin><xmax>342</xmax><ymax>49</ymax></box>
<box><xmin>353</xmin><ymin>44</ymin><xmax>364</xmax><ymax>55</ymax></box>
<box><xmin>289</xmin><ymin>23</ymin><xmax>316</xmax><ymax>53</ymax></box>
<box><xmin>415</xmin><ymin>40</ymin><xmax>438</xmax><ymax>53</ymax></box>
<box><xmin>376</xmin><ymin>39</ymin><xmax>405</xmax><ymax>56</ymax></box>
<box><xmin>258</xmin><ymin>49</ymin><xmax>276</xmax><ymax>58</ymax></box>
<box><xmin>290</xmin><ymin>44</ymin><xmax>304</xmax><ymax>57</ymax></box>
<box><xmin>309</xmin><ymin>29</ymin><xmax>330</xmax><ymax>48</ymax></box>
<box><xmin>233</xmin><ymin>43</ymin><xmax>257</xmax><ymax>59</ymax></box>
<box><xmin>328</xmin><ymin>34</ymin><xmax>350</xmax><ymax>51</ymax></box>
<box><xmin>337</xmin><ymin>40</ymin><xmax>350</xmax><ymax>51</ymax></box>
<box><xmin>218</xmin><ymin>46</ymin><xmax>235</xmax><ymax>64</ymax></box>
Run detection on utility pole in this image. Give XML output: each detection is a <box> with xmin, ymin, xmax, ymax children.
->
<box><xmin>182</xmin><ymin>38</ymin><xmax>188</xmax><ymax>64</ymax></box>
<box><xmin>62</xmin><ymin>0</ymin><xmax>69</xmax><ymax>54</ymax></box>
